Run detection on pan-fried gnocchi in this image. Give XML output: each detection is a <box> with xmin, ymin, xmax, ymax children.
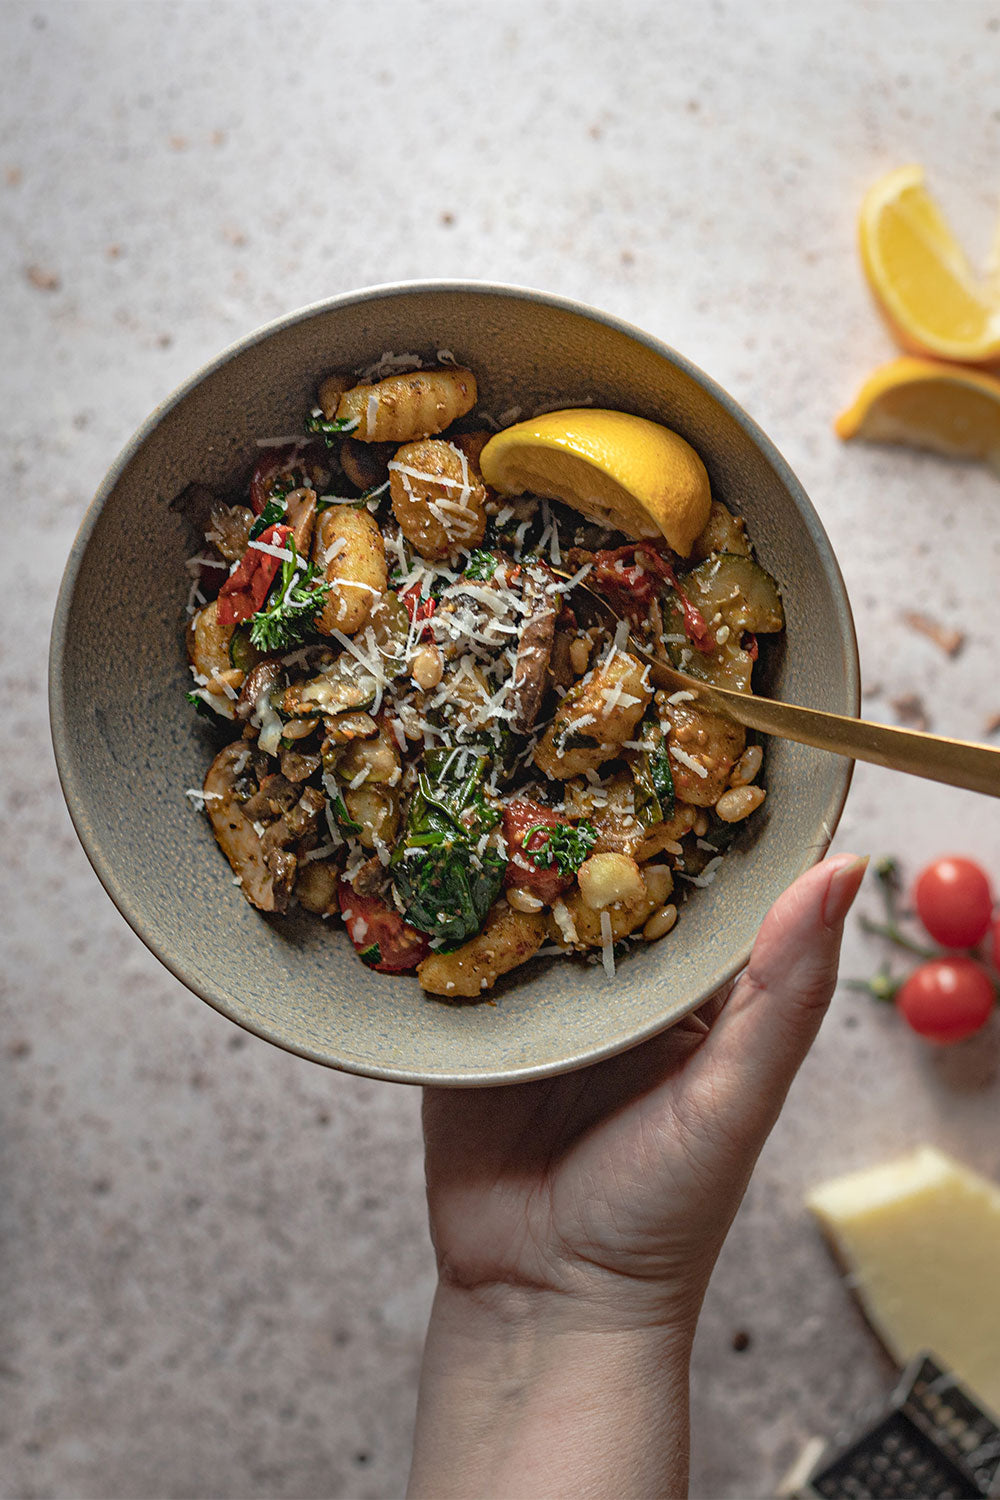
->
<box><xmin>335</xmin><ymin>367</ymin><xmax>477</xmax><ymax>443</ymax></box>
<box><xmin>389</xmin><ymin>438</ymin><xmax>487</xmax><ymax>561</ymax></box>
<box><xmin>183</xmin><ymin>353</ymin><xmax>783</xmax><ymax>998</ymax></box>
<box><xmin>313</xmin><ymin>507</ymin><xmax>387</xmax><ymax>636</ymax></box>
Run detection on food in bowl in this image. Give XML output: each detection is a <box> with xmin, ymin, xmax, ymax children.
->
<box><xmin>183</xmin><ymin>351</ymin><xmax>784</xmax><ymax>998</ymax></box>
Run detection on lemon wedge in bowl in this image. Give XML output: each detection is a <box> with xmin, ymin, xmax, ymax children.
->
<box><xmin>858</xmin><ymin>163</ymin><xmax>1000</xmax><ymax>364</ymax></box>
<box><xmin>835</xmin><ymin>356</ymin><xmax>1000</xmax><ymax>472</ymax></box>
<box><xmin>479</xmin><ymin>408</ymin><xmax>712</xmax><ymax>555</ymax></box>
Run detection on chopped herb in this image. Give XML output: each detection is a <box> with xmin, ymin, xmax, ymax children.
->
<box><xmin>249</xmin><ymin>498</ymin><xmax>287</xmax><ymax>540</ymax></box>
<box><xmin>248</xmin><ymin>539</ymin><xmax>330</xmax><ymax>652</ymax></box>
<box><xmin>463</xmin><ymin>549</ymin><xmax>497</xmax><ymax>581</ymax></box>
<box><xmin>524</xmin><ymin>821</ymin><xmax>597</xmax><ymax>876</ymax></box>
<box><xmin>305</xmin><ymin>412</ymin><xmax>359</xmax><ymax>447</ymax></box>
<box><xmin>358</xmin><ymin>942</ymin><xmax>383</xmax><ymax>969</ymax></box>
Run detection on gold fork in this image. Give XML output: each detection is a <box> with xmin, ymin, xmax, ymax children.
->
<box><xmin>558</xmin><ymin>574</ymin><xmax>1000</xmax><ymax>799</ymax></box>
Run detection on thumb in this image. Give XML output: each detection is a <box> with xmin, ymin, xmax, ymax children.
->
<box><xmin>684</xmin><ymin>853</ymin><xmax>868</xmax><ymax>1144</ymax></box>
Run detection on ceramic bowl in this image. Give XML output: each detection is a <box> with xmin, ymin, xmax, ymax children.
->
<box><xmin>50</xmin><ymin>282</ymin><xmax>858</xmax><ymax>1085</ymax></box>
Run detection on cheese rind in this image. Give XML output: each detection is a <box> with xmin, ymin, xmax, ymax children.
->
<box><xmin>806</xmin><ymin>1146</ymin><xmax>1000</xmax><ymax>1418</ymax></box>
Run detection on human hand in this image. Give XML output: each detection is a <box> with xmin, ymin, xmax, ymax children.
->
<box><xmin>410</xmin><ymin>854</ymin><xmax>867</xmax><ymax>1499</ymax></box>
<box><xmin>422</xmin><ymin>852</ymin><xmax>868</xmax><ymax>1327</ymax></box>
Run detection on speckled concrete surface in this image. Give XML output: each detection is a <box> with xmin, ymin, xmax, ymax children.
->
<box><xmin>4</xmin><ymin>2</ymin><xmax>1000</xmax><ymax>1497</ymax></box>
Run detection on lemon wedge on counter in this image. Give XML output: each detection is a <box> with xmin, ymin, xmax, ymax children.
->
<box><xmin>859</xmin><ymin>164</ymin><xmax>1000</xmax><ymax>363</ymax></box>
<box><xmin>835</xmin><ymin>357</ymin><xmax>1000</xmax><ymax>472</ymax></box>
<box><xmin>479</xmin><ymin>408</ymin><xmax>711</xmax><ymax>555</ymax></box>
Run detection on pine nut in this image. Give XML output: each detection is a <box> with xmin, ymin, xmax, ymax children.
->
<box><xmin>730</xmin><ymin>744</ymin><xmax>763</xmax><ymax>787</ymax></box>
<box><xmin>411</xmin><ymin>645</ymin><xmax>443</xmax><ymax>690</ymax></box>
<box><xmin>643</xmin><ymin>904</ymin><xmax>678</xmax><ymax>941</ymax></box>
<box><xmin>642</xmin><ymin>863</ymin><xmax>673</xmax><ymax>907</ymax></box>
<box><xmin>507</xmin><ymin>887</ymin><xmax>544</xmax><ymax>914</ymax></box>
<box><xmin>569</xmin><ymin>636</ymin><xmax>591</xmax><ymax>675</ymax></box>
<box><xmin>281</xmin><ymin>716</ymin><xmax>320</xmax><ymax>741</ymax></box>
<box><xmin>715</xmin><ymin>785</ymin><xmax>766</xmax><ymax>823</ymax></box>
<box><xmin>692</xmin><ymin>810</ymin><xmax>709</xmax><ymax>837</ymax></box>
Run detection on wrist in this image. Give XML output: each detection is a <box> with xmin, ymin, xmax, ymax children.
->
<box><xmin>408</xmin><ymin>1279</ymin><xmax>694</xmax><ymax>1499</ymax></box>
<box><xmin>430</xmin><ymin>1267</ymin><xmax>700</xmax><ymax>1350</ymax></box>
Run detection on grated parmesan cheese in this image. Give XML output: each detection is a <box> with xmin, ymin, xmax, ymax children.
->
<box><xmin>670</xmin><ymin>745</ymin><xmax>709</xmax><ymax>778</ymax></box>
<box><xmin>600</xmin><ymin>911</ymin><xmax>615</xmax><ymax>978</ymax></box>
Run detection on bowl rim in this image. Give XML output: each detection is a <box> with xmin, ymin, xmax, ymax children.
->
<box><xmin>49</xmin><ymin>278</ymin><xmax>860</xmax><ymax>1086</ymax></box>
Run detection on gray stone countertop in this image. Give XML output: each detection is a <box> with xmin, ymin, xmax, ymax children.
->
<box><xmin>3</xmin><ymin>2</ymin><xmax>1000</xmax><ymax>1496</ymax></box>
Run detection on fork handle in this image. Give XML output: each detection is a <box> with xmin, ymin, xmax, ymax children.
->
<box><xmin>672</xmin><ymin>675</ymin><xmax>1000</xmax><ymax>799</ymax></box>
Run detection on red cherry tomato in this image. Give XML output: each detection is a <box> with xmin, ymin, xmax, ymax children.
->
<box><xmin>895</xmin><ymin>957</ymin><xmax>995</xmax><ymax>1043</ymax></box>
<box><xmin>913</xmin><ymin>856</ymin><xmax>993</xmax><ymax>949</ymax></box>
<box><xmin>502</xmin><ymin>798</ymin><xmax>574</xmax><ymax>905</ymax></box>
<box><xmin>337</xmin><ymin>883</ymin><xmax>430</xmax><ymax>973</ymax></box>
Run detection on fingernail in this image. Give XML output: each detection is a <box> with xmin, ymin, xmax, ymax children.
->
<box><xmin>822</xmin><ymin>854</ymin><xmax>870</xmax><ymax>927</ymax></box>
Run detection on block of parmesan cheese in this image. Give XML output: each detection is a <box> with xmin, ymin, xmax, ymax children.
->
<box><xmin>806</xmin><ymin>1146</ymin><xmax>1000</xmax><ymax>1418</ymax></box>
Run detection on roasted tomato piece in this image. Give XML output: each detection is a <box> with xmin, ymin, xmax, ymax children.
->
<box><xmin>217</xmin><ymin>523</ymin><xmax>291</xmax><ymax>626</ymax></box>
<box><xmin>591</xmin><ymin>542</ymin><xmax>714</xmax><ymax>648</ymax></box>
<box><xmin>503</xmin><ymin>798</ymin><xmax>574</xmax><ymax>905</ymax></box>
<box><xmin>400</xmin><ymin>585</ymin><xmax>436</xmax><ymax>631</ymax></box>
<box><xmin>337</xmin><ymin>882</ymin><xmax>431</xmax><ymax>973</ymax></box>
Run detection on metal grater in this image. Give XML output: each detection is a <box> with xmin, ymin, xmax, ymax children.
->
<box><xmin>796</xmin><ymin>1353</ymin><xmax>1000</xmax><ymax>1500</ymax></box>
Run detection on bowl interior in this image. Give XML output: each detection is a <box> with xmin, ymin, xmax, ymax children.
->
<box><xmin>50</xmin><ymin>284</ymin><xmax>857</xmax><ymax>1084</ymax></box>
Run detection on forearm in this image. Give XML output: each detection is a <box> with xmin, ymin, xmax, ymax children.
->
<box><xmin>407</xmin><ymin>1282</ymin><xmax>694</xmax><ymax>1500</ymax></box>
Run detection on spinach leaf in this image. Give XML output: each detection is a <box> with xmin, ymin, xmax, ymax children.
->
<box><xmin>390</xmin><ymin>748</ymin><xmax>505</xmax><ymax>946</ymax></box>
<box><xmin>632</xmin><ymin>718</ymin><xmax>675</xmax><ymax>827</ymax></box>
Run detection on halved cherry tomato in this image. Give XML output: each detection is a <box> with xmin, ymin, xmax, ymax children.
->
<box><xmin>914</xmin><ymin>856</ymin><xmax>993</xmax><ymax>949</ymax></box>
<box><xmin>503</xmin><ymin>798</ymin><xmax>574</xmax><ymax>905</ymax></box>
<box><xmin>217</xmin><ymin>523</ymin><xmax>291</xmax><ymax>626</ymax></box>
<box><xmin>337</xmin><ymin>882</ymin><xmax>430</xmax><ymax>973</ymax></box>
<box><xmin>895</xmin><ymin>957</ymin><xmax>995</xmax><ymax>1043</ymax></box>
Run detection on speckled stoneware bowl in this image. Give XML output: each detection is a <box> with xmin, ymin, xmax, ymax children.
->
<box><xmin>50</xmin><ymin>282</ymin><xmax>858</xmax><ymax>1085</ymax></box>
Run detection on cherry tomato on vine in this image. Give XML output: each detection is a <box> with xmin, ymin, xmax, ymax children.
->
<box><xmin>895</xmin><ymin>957</ymin><xmax>995</xmax><ymax>1043</ymax></box>
<box><xmin>913</xmin><ymin>856</ymin><xmax>993</xmax><ymax>949</ymax></box>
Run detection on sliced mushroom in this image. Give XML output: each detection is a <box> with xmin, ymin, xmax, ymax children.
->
<box><xmin>280</xmin><ymin>743</ymin><xmax>322</xmax><ymax>783</ymax></box>
<box><xmin>203</xmin><ymin>743</ymin><xmax>283</xmax><ymax>912</ymax></box>
<box><xmin>236</xmin><ymin>662</ymin><xmax>285</xmax><ymax>722</ymax></box>
<box><xmin>207</xmin><ymin>502</ymin><xmax>255</xmax><ymax>563</ymax></box>
<box><xmin>259</xmin><ymin>785</ymin><xmax>326</xmax><ymax>907</ymax></box>
<box><xmin>283</xmin><ymin>486</ymin><xmax>316</xmax><ymax>557</ymax></box>
<box><xmin>241</xmin><ymin>773</ymin><xmax>299</xmax><ymax>822</ymax></box>
<box><xmin>341</xmin><ymin>438</ymin><xmax>395</xmax><ymax>491</ymax></box>
<box><xmin>510</xmin><ymin>565</ymin><xmax>557</xmax><ymax>734</ymax></box>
